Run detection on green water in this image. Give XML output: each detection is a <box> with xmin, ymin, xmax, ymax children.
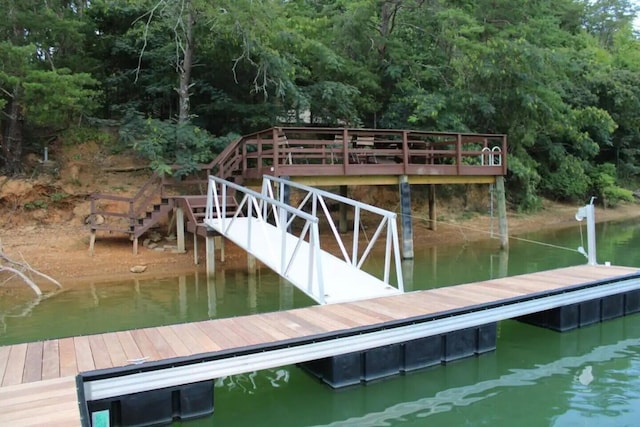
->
<box><xmin>2</xmin><ymin>218</ymin><xmax>640</xmax><ymax>426</ymax></box>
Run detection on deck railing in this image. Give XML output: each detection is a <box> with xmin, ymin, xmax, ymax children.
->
<box><xmin>205</xmin><ymin>127</ymin><xmax>507</xmax><ymax>181</ymax></box>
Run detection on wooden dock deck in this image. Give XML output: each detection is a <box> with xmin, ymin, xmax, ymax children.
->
<box><xmin>1</xmin><ymin>264</ymin><xmax>639</xmax><ymax>426</ymax></box>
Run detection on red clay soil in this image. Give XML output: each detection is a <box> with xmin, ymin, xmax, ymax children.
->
<box><xmin>1</xmin><ymin>200</ymin><xmax>638</xmax><ymax>287</ymax></box>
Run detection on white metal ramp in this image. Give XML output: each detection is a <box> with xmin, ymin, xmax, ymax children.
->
<box><xmin>203</xmin><ymin>175</ymin><xmax>404</xmax><ymax>304</ymax></box>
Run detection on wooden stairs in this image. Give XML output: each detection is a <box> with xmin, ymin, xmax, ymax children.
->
<box><xmin>88</xmin><ymin>177</ymin><xmax>239</xmax><ymax>256</ymax></box>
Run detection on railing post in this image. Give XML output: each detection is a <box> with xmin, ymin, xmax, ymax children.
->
<box><xmin>352</xmin><ymin>206</ymin><xmax>360</xmax><ymax>266</ymax></box>
<box><xmin>456</xmin><ymin>134</ymin><xmax>462</xmax><ymax>175</ymax></box>
<box><xmin>311</xmin><ymin>224</ymin><xmax>325</xmax><ymax>304</ymax></box>
<box><xmin>502</xmin><ymin>135</ymin><xmax>508</xmax><ymax>174</ymax></box>
<box><xmin>342</xmin><ymin>128</ymin><xmax>349</xmax><ymax>175</ymax></box>
<box><xmin>272</xmin><ymin>127</ymin><xmax>280</xmax><ymax>175</ymax></box>
<box><xmin>402</xmin><ymin>131</ymin><xmax>409</xmax><ymax>174</ymax></box>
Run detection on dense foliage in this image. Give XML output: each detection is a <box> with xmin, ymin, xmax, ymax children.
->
<box><xmin>1</xmin><ymin>0</ymin><xmax>639</xmax><ymax>209</ymax></box>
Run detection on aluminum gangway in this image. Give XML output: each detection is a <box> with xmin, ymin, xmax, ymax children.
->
<box><xmin>203</xmin><ymin>175</ymin><xmax>404</xmax><ymax>304</ymax></box>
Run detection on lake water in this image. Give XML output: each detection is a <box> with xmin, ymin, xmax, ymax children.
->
<box><xmin>1</xmin><ymin>217</ymin><xmax>640</xmax><ymax>426</ymax></box>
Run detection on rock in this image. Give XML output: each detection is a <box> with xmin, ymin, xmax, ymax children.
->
<box><xmin>142</xmin><ymin>238</ymin><xmax>151</xmax><ymax>248</ymax></box>
<box><xmin>130</xmin><ymin>265</ymin><xmax>147</xmax><ymax>273</ymax></box>
<box><xmin>148</xmin><ymin>242</ymin><xmax>158</xmax><ymax>249</ymax></box>
<box><xmin>84</xmin><ymin>214</ymin><xmax>104</xmax><ymax>225</ymax></box>
<box><xmin>165</xmin><ymin>234</ymin><xmax>176</xmax><ymax>241</ymax></box>
<box><xmin>148</xmin><ymin>231</ymin><xmax>162</xmax><ymax>242</ymax></box>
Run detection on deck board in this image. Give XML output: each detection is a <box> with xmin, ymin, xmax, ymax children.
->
<box><xmin>22</xmin><ymin>342</ymin><xmax>43</xmax><ymax>383</ymax></box>
<box><xmin>58</xmin><ymin>337</ymin><xmax>77</xmax><ymax>377</ymax></box>
<box><xmin>276</xmin><ymin>311</ymin><xmax>330</xmax><ymax>335</ymax></box>
<box><xmin>41</xmin><ymin>340</ymin><xmax>60</xmax><ymax>380</ymax></box>
<box><xmin>169</xmin><ymin>324</ymin><xmax>206</xmax><ymax>355</ymax></box>
<box><xmin>156</xmin><ymin>325</ymin><xmax>192</xmax><ymax>357</ymax></box>
<box><xmin>0</xmin><ymin>264</ymin><xmax>638</xmax><ymax>426</ymax></box>
<box><xmin>88</xmin><ymin>335</ymin><xmax>112</xmax><ymax>370</ymax></box>
<box><xmin>0</xmin><ymin>377</ymin><xmax>80</xmax><ymax>427</ymax></box>
<box><xmin>74</xmin><ymin>336</ymin><xmax>95</xmax><ymax>372</ymax></box>
<box><xmin>0</xmin><ymin>345</ymin><xmax>11</xmax><ymax>385</ymax></box>
<box><xmin>101</xmin><ymin>332</ymin><xmax>128</xmax><ymax>367</ymax></box>
<box><xmin>129</xmin><ymin>329</ymin><xmax>161</xmax><ymax>362</ymax></box>
<box><xmin>176</xmin><ymin>323</ymin><xmax>222</xmax><ymax>353</ymax></box>
<box><xmin>116</xmin><ymin>331</ymin><xmax>144</xmax><ymax>362</ymax></box>
<box><xmin>142</xmin><ymin>328</ymin><xmax>177</xmax><ymax>360</ymax></box>
<box><xmin>2</xmin><ymin>343</ymin><xmax>27</xmax><ymax>386</ymax></box>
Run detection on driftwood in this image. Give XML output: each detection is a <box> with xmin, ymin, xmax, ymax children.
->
<box><xmin>0</xmin><ymin>247</ymin><xmax>62</xmax><ymax>296</ymax></box>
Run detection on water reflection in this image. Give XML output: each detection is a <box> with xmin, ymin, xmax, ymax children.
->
<box><xmin>0</xmin><ymin>268</ymin><xmax>314</xmax><ymax>346</ymax></box>
<box><xmin>203</xmin><ymin>315</ymin><xmax>640</xmax><ymax>427</ymax></box>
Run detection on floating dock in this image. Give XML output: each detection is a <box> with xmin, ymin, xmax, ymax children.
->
<box><xmin>1</xmin><ymin>264</ymin><xmax>639</xmax><ymax>426</ymax></box>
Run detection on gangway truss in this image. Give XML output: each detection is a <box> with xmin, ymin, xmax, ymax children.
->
<box><xmin>204</xmin><ymin>175</ymin><xmax>404</xmax><ymax>304</ymax></box>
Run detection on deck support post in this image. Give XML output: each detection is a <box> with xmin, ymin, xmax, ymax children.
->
<box><xmin>193</xmin><ymin>233</ymin><xmax>199</xmax><ymax>265</ymax></box>
<box><xmin>132</xmin><ymin>237</ymin><xmax>138</xmax><ymax>255</ymax></box>
<box><xmin>428</xmin><ymin>184</ymin><xmax>437</xmax><ymax>231</ymax></box>
<box><xmin>205</xmin><ymin>236</ymin><xmax>215</xmax><ymax>276</ymax></box>
<box><xmin>402</xmin><ymin>259</ymin><xmax>414</xmax><ymax>292</ymax></box>
<box><xmin>206</xmin><ymin>275</ymin><xmax>217</xmax><ymax>318</ymax></box>
<box><xmin>399</xmin><ymin>175</ymin><xmax>414</xmax><ymax>259</ymax></box>
<box><xmin>176</xmin><ymin>207</ymin><xmax>186</xmax><ymax>253</ymax></box>
<box><xmin>495</xmin><ymin>176</ymin><xmax>509</xmax><ymax>249</ymax></box>
<box><xmin>218</xmin><ymin>236</ymin><xmax>225</xmax><ymax>263</ymax></box>
<box><xmin>89</xmin><ymin>230</ymin><xmax>96</xmax><ymax>256</ymax></box>
<box><xmin>339</xmin><ymin>185</ymin><xmax>348</xmax><ymax>234</ymax></box>
<box><xmin>248</xmin><ymin>254</ymin><xmax>257</xmax><ymax>275</ymax></box>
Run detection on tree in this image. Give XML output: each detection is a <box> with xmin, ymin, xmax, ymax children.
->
<box><xmin>0</xmin><ymin>0</ymin><xmax>98</xmax><ymax>175</ymax></box>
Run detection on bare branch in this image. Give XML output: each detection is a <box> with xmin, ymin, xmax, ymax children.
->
<box><xmin>0</xmin><ymin>251</ymin><xmax>62</xmax><ymax>297</ymax></box>
<box><xmin>134</xmin><ymin>0</ymin><xmax>166</xmax><ymax>83</ymax></box>
<box><xmin>0</xmin><ymin>266</ymin><xmax>42</xmax><ymax>296</ymax></box>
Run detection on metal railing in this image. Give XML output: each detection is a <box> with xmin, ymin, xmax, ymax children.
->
<box><xmin>262</xmin><ymin>175</ymin><xmax>404</xmax><ymax>292</ymax></box>
<box><xmin>205</xmin><ymin>175</ymin><xmax>404</xmax><ymax>303</ymax></box>
<box><xmin>206</xmin><ymin>175</ymin><xmax>326</xmax><ymax>302</ymax></box>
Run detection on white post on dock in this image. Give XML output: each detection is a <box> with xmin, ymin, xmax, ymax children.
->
<box><xmin>575</xmin><ymin>197</ymin><xmax>597</xmax><ymax>265</ymax></box>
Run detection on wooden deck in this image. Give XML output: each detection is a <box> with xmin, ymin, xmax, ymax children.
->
<box><xmin>1</xmin><ymin>264</ymin><xmax>638</xmax><ymax>426</ymax></box>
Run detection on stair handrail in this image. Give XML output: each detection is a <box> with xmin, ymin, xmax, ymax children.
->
<box><xmin>89</xmin><ymin>172</ymin><xmax>163</xmax><ymax>231</ymax></box>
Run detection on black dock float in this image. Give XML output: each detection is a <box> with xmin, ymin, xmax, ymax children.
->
<box><xmin>517</xmin><ymin>290</ymin><xmax>637</xmax><ymax>332</ymax></box>
<box><xmin>302</xmin><ymin>323</ymin><xmax>497</xmax><ymax>388</ymax></box>
<box><xmin>85</xmin><ymin>380</ymin><xmax>214</xmax><ymax>426</ymax></box>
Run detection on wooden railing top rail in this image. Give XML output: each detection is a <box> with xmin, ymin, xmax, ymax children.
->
<box><xmin>205</xmin><ymin>126</ymin><xmax>507</xmax><ymax>180</ymax></box>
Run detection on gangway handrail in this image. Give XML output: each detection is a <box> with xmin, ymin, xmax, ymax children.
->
<box><xmin>206</xmin><ymin>175</ymin><xmax>327</xmax><ymax>303</ymax></box>
<box><xmin>260</xmin><ymin>175</ymin><xmax>404</xmax><ymax>292</ymax></box>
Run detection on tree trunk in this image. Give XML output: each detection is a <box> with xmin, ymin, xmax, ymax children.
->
<box><xmin>2</xmin><ymin>85</ymin><xmax>23</xmax><ymax>175</ymax></box>
<box><xmin>177</xmin><ymin>2</ymin><xmax>195</xmax><ymax>128</ymax></box>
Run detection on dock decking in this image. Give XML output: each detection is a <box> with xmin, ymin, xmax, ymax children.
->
<box><xmin>1</xmin><ymin>264</ymin><xmax>639</xmax><ymax>426</ymax></box>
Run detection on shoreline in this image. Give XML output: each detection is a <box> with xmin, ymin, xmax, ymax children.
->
<box><xmin>1</xmin><ymin>201</ymin><xmax>638</xmax><ymax>287</ymax></box>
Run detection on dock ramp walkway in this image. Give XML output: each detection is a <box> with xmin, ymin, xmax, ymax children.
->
<box><xmin>203</xmin><ymin>175</ymin><xmax>404</xmax><ymax>304</ymax></box>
